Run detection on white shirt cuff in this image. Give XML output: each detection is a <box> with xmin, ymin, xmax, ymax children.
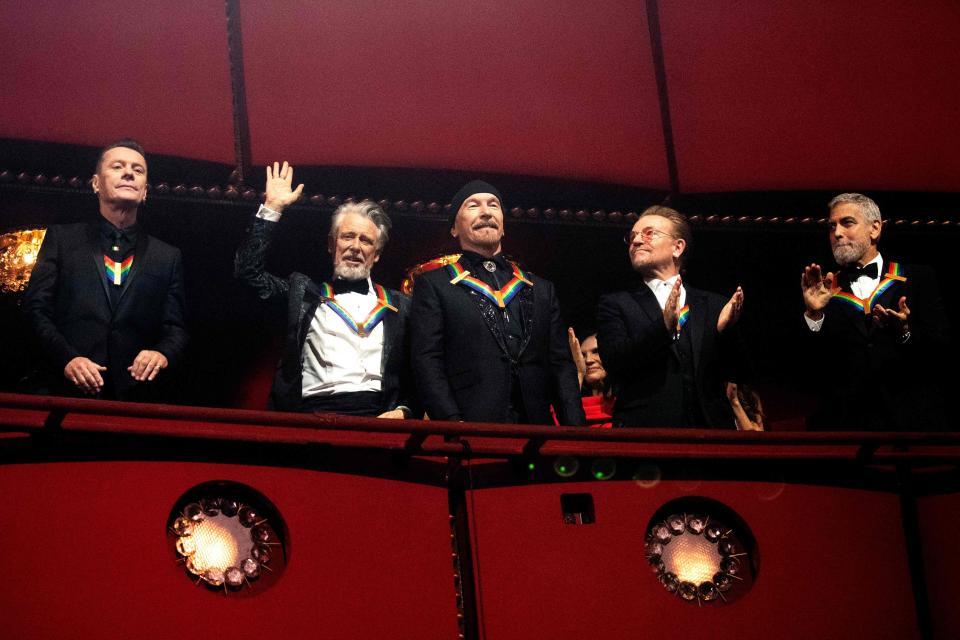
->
<box><xmin>256</xmin><ymin>204</ymin><xmax>282</xmax><ymax>222</ymax></box>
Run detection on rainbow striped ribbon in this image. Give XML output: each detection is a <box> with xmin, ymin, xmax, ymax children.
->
<box><xmin>676</xmin><ymin>304</ymin><xmax>690</xmax><ymax>333</ymax></box>
<box><xmin>319</xmin><ymin>282</ymin><xmax>398</xmax><ymax>337</ymax></box>
<box><xmin>103</xmin><ymin>254</ymin><xmax>133</xmax><ymax>286</ymax></box>
<box><xmin>831</xmin><ymin>262</ymin><xmax>906</xmax><ymax>315</ymax></box>
<box><xmin>446</xmin><ymin>260</ymin><xmax>532</xmax><ymax>308</ymax></box>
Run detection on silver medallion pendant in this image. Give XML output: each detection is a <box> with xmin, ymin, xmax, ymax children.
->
<box><xmin>483</xmin><ymin>260</ymin><xmax>497</xmax><ymax>273</ymax></box>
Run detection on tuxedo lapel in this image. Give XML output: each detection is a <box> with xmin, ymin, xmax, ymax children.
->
<box><xmin>457</xmin><ymin>283</ymin><xmax>511</xmax><ymax>357</ymax></box>
<box><xmin>686</xmin><ymin>289</ymin><xmax>707</xmax><ymax>375</ymax></box>
<box><xmin>299</xmin><ymin>279</ymin><xmax>324</xmax><ymax>347</ymax></box>
<box><xmin>116</xmin><ymin>232</ymin><xmax>149</xmax><ymax>305</ymax></box>
<box><xmin>516</xmin><ymin>283</ymin><xmax>535</xmax><ymax>357</ymax></box>
<box><xmin>871</xmin><ymin>260</ymin><xmax>906</xmax><ymax>310</ymax></box>
<box><xmin>380</xmin><ymin>287</ymin><xmax>400</xmax><ymax>374</ymax></box>
<box><xmin>630</xmin><ymin>285</ymin><xmax>663</xmax><ymax>330</ymax></box>
<box><xmin>86</xmin><ymin>223</ymin><xmax>113</xmax><ymax>310</ymax></box>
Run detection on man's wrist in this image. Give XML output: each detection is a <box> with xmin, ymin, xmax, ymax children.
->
<box><xmin>257</xmin><ymin>203</ymin><xmax>284</xmax><ymax>221</ymax></box>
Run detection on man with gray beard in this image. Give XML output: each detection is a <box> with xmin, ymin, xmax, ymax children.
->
<box><xmin>800</xmin><ymin>193</ymin><xmax>950</xmax><ymax>430</ymax></box>
<box><xmin>235</xmin><ymin>162</ymin><xmax>416</xmax><ymax>417</ymax></box>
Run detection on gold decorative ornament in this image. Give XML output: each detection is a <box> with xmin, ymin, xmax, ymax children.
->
<box><xmin>0</xmin><ymin>228</ymin><xmax>47</xmax><ymax>293</ymax></box>
<box><xmin>401</xmin><ymin>253</ymin><xmax>462</xmax><ymax>295</ymax></box>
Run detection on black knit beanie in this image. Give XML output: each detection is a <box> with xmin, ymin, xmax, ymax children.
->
<box><xmin>449</xmin><ymin>180</ymin><xmax>502</xmax><ymax>227</ymax></box>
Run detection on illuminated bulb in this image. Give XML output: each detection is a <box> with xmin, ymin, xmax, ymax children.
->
<box><xmin>191</xmin><ymin>518</ymin><xmax>240</xmax><ymax>571</ymax></box>
<box><xmin>225</xmin><ymin>566</ymin><xmax>245</xmax><ymax>589</ymax></box>
<box><xmin>661</xmin><ymin>532</ymin><xmax>722</xmax><ymax>585</ymax></box>
<box><xmin>176</xmin><ymin>537</ymin><xmax>197</xmax><ymax>556</ymax></box>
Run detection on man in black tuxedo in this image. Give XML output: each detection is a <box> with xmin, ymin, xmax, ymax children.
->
<box><xmin>597</xmin><ymin>206</ymin><xmax>744</xmax><ymax>428</ymax></box>
<box><xmin>235</xmin><ymin>162</ymin><xmax>415</xmax><ymax>417</ymax></box>
<box><xmin>800</xmin><ymin>193</ymin><xmax>950</xmax><ymax>430</ymax></box>
<box><xmin>22</xmin><ymin>139</ymin><xmax>187</xmax><ymax>401</ymax></box>
<box><xmin>410</xmin><ymin>180</ymin><xmax>585</xmax><ymax>425</ymax></box>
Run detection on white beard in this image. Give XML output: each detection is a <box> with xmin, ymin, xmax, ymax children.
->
<box><xmin>832</xmin><ymin>239</ymin><xmax>868</xmax><ymax>266</ymax></box>
<box><xmin>334</xmin><ymin>261</ymin><xmax>371</xmax><ymax>281</ymax></box>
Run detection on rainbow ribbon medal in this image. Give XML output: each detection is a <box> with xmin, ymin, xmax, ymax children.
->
<box><xmin>831</xmin><ymin>261</ymin><xmax>906</xmax><ymax>315</ymax></box>
<box><xmin>103</xmin><ymin>254</ymin><xmax>133</xmax><ymax>286</ymax></box>
<box><xmin>446</xmin><ymin>259</ymin><xmax>532</xmax><ymax>308</ymax></box>
<box><xmin>676</xmin><ymin>304</ymin><xmax>690</xmax><ymax>334</ymax></box>
<box><xmin>319</xmin><ymin>282</ymin><xmax>398</xmax><ymax>337</ymax></box>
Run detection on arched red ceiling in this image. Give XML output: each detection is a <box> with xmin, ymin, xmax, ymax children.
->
<box><xmin>660</xmin><ymin>0</ymin><xmax>960</xmax><ymax>192</ymax></box>
<box><xmin>1</xmin><ymin>1</ymin><xmax>958</xmax><ymax>193</ymax></box>
<box><xmin>241</xmin><ymin>0</ymin><xmax>665</xmax><ymax>187</ymax></box>
<box><xmin>0</xmin><ymin>0</ymin><xmax>235</xmax><ymax>164</ymax></box>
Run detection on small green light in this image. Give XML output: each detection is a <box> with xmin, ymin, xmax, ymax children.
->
<box><xmin>591</xmin><ymin>458</ymin><xmax>617</xmax><ymax>480</ymax></box>
<box><xmin>527</xmin><ymin>462</ymin><xmax>536</xmax><ymax>471</ymax></box>
<box><xmin>553</xmin><ymin>456</ymin><xmax>579</xmax><ymax>478</ymax></box>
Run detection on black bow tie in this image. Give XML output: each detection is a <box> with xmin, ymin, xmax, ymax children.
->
<box><xmin>843</xmin><ymin>263</ymin><xmax>879</xmax><ymax>279</ymax></box>
<box><xmin>332</xmin><ymin>278</ymin><xmax>369</xmax><ymax>295</ymax></box>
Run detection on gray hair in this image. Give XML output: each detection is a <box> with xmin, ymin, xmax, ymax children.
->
<box><xmin>828</xmin><ymin>193</ymin><xmax>882</xmax><ymax>223</ymax></box>
<box><xmin>329</xmin><ymin>200</ymin><xmax>392</xmax><ymax>249</ymax></box>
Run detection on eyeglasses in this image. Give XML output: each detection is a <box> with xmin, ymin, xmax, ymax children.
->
<box><xmin>624</xmin><ymin>227</ymin><xmax>675</xmax><ymax>245</ymax></box>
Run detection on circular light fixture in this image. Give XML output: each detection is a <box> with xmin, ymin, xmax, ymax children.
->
<box><xmin>553</xmin><ymin>456</ymin><xmax>580</xmax><ymax>478</ymax></box>
<box><xmin>590</xmin><ymin>458</ymin><xmax>617</xmax><ymax>480</ymax></box>
<box><xmin>168</xmin><ymin>482</ymin><xmax>286</xmax><ymax>594</ymax></box>
<box><xmin>645</xmin><ymin>498</ymin><xmax>755</xmax><ymax>605</ymax></box>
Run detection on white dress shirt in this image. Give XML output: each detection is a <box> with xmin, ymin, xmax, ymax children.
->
<box><xmin>644</xmin><ymin>274</ymin><xmax>686</xmax><ymax>310</ymax></box>
<box><xmin>301</xmin><ymin>280</ymin><xmax>385</xmax><ymax>397</ymax></box>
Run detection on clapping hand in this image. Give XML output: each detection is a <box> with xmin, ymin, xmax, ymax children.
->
<box><xmin>567</xmin><ymin>327</ymin><xmax>586</xmax><ymax>387</ymax></box>
<box><xmin>873</xmin><ymin>296</ymin><xmax>910</xmax><ymax>335</ymax></box>
<box><xmin>801</xmin><ymin>263</ymin><xmax>834</xmax><ymax>320</ymax></box>
<box><xmin>717</xmin><ymin>286</ymin><xmax>744</xmax><ymax>332</ymax></box>
<box><xmin>662</xmin><ymin>278</ymin><xmax>682</xmax><ymax>333</ymax></box>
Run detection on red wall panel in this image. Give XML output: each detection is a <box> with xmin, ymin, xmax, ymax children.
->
<box><xmin>0</xmin><ymin>461</ymin><xmax>457</xmax><ymax>640</ymax></box>
<box><xmin>918</xmin><ymin>492</ymin><xmax>960</xmax><ymax>640</ymax></box>
<box><xmin>468</xmin><ymin>479</ymin><xmax>919</xmax><ymax>639</ymax></box>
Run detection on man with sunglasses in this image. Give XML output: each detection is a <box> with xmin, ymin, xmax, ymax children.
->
<box><xmin>597</xmin><ymin>206</ymin><xmax>744</xmax><ymax>428</ymax></box>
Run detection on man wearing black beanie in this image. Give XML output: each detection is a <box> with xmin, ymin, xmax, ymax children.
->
<box><xmin>410</xmin><ymin>181</ymin><xmax>586</xmax><ymax>425</ymax></box>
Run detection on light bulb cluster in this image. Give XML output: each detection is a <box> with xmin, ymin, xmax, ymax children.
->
<box><xmin>646</xmin><ymin>512</ymin><xmax>748</xmax><ymax>604</ymax></box>
<box><xmin>171</xmin><ymin>496</ymin><xmax>278</xmax><ymax>592</ymax></box>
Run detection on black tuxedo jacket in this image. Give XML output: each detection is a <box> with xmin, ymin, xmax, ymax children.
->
<box><xmin>597</xmin><ymin>284</ymin><xmax>738</xmax><ymax>428</ymax></box>
<box><xmin>805</xmin><ymin>260</ymin><xmax>950</xmax><ymax>431</ymax></box>
<box><xmin>22</xmin><ymin>221</ymin><xmax>188</xmax><ymax>400</ymax></box>
<box><xmin>410</xmin><ymin>260</ymin><xmax>585</xmax><ymax>425</ymax></box>
<box><xmin>235</xmin><ymin>217</ymin><xmax>415</xmax><ymax>413</ymax></box>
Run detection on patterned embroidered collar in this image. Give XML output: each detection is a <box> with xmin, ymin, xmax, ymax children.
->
<box><xmin>446</xmin><ymin>256</ymin><xmax>533</xmax><ymax>308</ymax></box>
